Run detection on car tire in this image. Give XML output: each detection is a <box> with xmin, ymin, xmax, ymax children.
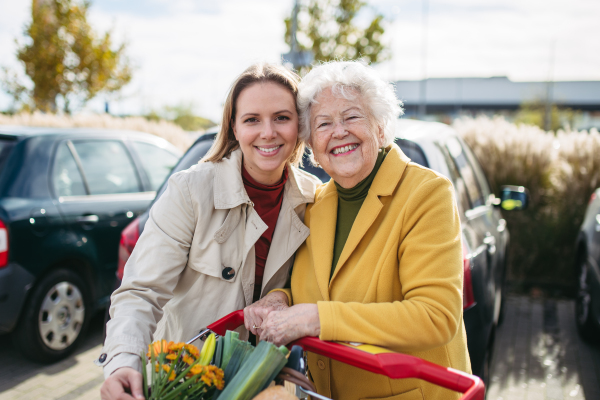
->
<box><xmin>13</xmin><ymin>268</ymin><xmax>91</xmax><ymax>363</ymax></box>
<box><xmin>575</xmin><ymin>250</ymin><xmax>600</xmax><ymax>343</ymax></box>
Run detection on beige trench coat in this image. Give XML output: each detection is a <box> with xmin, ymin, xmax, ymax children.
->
<box><xmin>98</xmin><ymin>148</ymin><xmax>320</xmax><ymax>377</ymax></box>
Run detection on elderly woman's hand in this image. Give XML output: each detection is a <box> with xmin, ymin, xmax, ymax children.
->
<box><xmin>244</xmin><ymin>291</ymin><xmax>290</xmax><ymax>336</ymax></box>
<box><xmin>259</xmin><ymin>304</ymin><xmax>320</xmax><ymax>346</ymax></box>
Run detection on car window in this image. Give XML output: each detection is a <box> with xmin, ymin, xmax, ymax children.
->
<box><xmin>460</xmin><ymin>140</ymin><xmax>491</xmax><ymax>199</ymax></box>
<box><xmin>435</xmin><ymin>143</ymin><xmax>471</xmax><ymax>218</ymax></box>
<box><xmin>395</xmin><ymin>138</ymin><xmax>429</xmax><ymax>168</ymax></box>
<box><xmin>131</xmin><ymin>141</ymin><xmax>180</xmax><ymax>191</ymax></box>
<box><xmin>0</xmin><ymin>139</ymin><xmax>15</xmax><ymax>171</ymax></box>
<box><xmin>72</xmin><ymin>140</ymin><xmax>141</xmax><ymax>195</ymax></box>
<box><xmin>446</xmin><ymin>137</ymin><xmax>484</xmax><ymax>208</ymax></box>
<box><xmin>53</xmin><ymin>142</ymin><xmax>87</xmax><ymax>197</ymax></box>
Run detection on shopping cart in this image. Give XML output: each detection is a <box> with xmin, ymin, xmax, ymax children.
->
<box><xmin>188</xmin><ymin>310</ymin><xmax>485</xmax><ymax>400</ymax></box>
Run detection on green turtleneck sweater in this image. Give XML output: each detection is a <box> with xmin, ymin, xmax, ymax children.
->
<box><xmin>331</xmin><ymin>149</ymin><xmax>387</xmax><ymax>279</ymax></box>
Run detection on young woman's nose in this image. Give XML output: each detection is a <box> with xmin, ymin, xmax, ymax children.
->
<box><xmin>260</xmin><ymin>121</ymin><xmax>277</xmax><ymax>140</ymax></box>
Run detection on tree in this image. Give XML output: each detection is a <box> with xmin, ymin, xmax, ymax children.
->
<box><xmin>4</xmin><ymin>0</ymin><xmax>131</xmax><ymax>113</ymax></box>
<box><xmin>284</xmin><ymin>0</ymin><xmax>388</xmax><ymax>73</ymax></box>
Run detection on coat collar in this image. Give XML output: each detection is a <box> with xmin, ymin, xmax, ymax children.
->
<box><xmin>212</xmin><ymin>148</ymin><xmax>315</xmax><ymax>210</ymax></box>
<box><xmin>309</xmin><ymin>143</ymin><xmax>410</xmax><ymax>300</ymax></box>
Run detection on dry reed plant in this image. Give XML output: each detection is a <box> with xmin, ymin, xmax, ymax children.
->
<box><xmin>0</xmin><ymin>112</ymin><xmax>194</xmax><ymax>152</ymax></box>
<box><xmin>454</xmin><ymin>116</ymin><xmax>600</xmax><ymax>292</ymax></box>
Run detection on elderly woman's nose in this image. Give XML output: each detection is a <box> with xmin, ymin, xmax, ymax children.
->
<box><xmin>331</xmin><ymin>121</ymin><xmax>348</xmax><ymax>139</ymax></box>
<box><xmin>260</xmin><ymin>121</ymin><xmax>277</xmax><ymax>139</ymax></box>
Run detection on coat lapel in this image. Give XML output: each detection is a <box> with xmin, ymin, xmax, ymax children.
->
<box><xmin>330</xmin><ymin>144</ymin><xmax>410</xmax><ymax>285</ymax></box>
<box><xmin>306</xmin><ymin>181</ymin><xmax>338</xmax><ymax>301</ymax></box>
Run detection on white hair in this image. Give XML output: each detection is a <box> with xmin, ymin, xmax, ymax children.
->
<box><xmin>297</xmin><ymin>61</ymin><xmax>404</xmax><ymax>149</ymax></box>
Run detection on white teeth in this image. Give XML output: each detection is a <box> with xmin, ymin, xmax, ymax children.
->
<box><xmin>257</xmin><ymin>145</ymin><xmax>281</xmax><ymax>153</ymax></box>
<box><xmin>332</xmin><ymin>144</ymin><xmax>358</xmax><ymax>155</ymax></box>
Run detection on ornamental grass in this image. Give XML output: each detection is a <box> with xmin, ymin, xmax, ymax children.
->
<box><xmin>454</xmin><ymin>116</ymin><xmax>600</xmax><ymax>293</ymax></box>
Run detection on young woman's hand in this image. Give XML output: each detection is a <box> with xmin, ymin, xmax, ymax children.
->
<box><xmin>244</xmin><ymin>291</ymin><xmax>290</xmax><ymax>336</ymax></box>
<box><xmin>100</xmin><ymin>367</ymin><xmax>144</xmax><ymax>400</ymax></box>
<box><xmin>259</xmin><ymin>303</ymin><xmax>320</xmax><ymax>346</ymax></box>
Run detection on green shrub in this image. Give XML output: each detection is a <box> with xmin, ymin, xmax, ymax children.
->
<box><xmin>454</xmin><ymin>116</ymin><xmax>600</xmax><ymax>294</ymax></box>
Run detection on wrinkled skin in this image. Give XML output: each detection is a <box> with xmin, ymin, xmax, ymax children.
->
<box><xmin>259</xmin><ymin>303</ymin><xmax>321</xmax><ymax>346</ymax></box>
<box><xmin>243</xmin><ymin>291</ymin><xmax>290</xmax><ymax>336</ymax></box>
<box><xmin>100</xmin><ymin>367</ymin><xmax>144</xmax><ymax>400</ymax></box>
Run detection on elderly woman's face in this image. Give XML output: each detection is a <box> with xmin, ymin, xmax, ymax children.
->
<box><xmin>309</xmin><ymin>87</ymin><xmax>385</xmax><ymax>188</ymax></box>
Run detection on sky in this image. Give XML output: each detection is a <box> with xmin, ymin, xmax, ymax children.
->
<box><xmin>1</xmin><ymin>0</ymin><xmax>599</xmax><ymax>121</ymax></box>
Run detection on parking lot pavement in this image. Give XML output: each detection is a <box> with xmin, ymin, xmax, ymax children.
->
<box><xmin>0</xmin><ymin>312</ymin><xmax>105</xmax><ymax>400</ymax></box>
<box><xmin>1</xmin><ymin>296</ymin><xmax>599</xmax><ymax>400</ymax></box>
<box><xmin>487</xmin><ymin>296</ymin><xmax>600</xmax><ymax>400</ymax></box>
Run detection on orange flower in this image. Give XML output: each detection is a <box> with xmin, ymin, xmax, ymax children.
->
<box><xmin>166</xmin><ymin>353</ymin><xmax>178</xmax><ymax>361</ymax></box>
<box><xmin>189</xmin><ymin>364</ymin><xmax>204</xmax><ymax>376</ymax></box>
<box><xmin>184</xmin><ymin>344</ymin><xmax>200</xmax><ymax>357</ymax></box>
<box><xmin>182</xmin><ymin>355</ymin><xmax>195</xmax><ymax>365</ymax></box>
<box><xmin>162</xmin><ymin>364</ymin><xmax>171</xmax><ymax>373</ymax></box>
<box><xmin>168</xmin><ymin>370</ymin><xmax>176</xmax><ymax>381</ymax></box>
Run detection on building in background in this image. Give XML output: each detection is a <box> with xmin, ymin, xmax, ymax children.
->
<box><xmin>395</xmin><ymin>77</ymin><xmax>600</xmax><ymax>130</ymax></box>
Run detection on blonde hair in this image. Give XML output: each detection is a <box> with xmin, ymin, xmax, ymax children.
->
<box><xmin>203</xmin><ymin>63</ymin><xmax>305</xmax><ymax>166</ymax></box>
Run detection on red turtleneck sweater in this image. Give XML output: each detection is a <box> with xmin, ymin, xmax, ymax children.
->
<box><xmin>242</xmin><ymin>166</ymin><xmax>289</xmax><ymax>303</ymax></box>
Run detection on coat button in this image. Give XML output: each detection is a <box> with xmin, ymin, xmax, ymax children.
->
<box><xmin>317</xmin><ymin>360</ymin><xmax>325</xmax><ymax>370</ymax></box>
<box><xmin>98</xmin><ymin>353</ymin><xmax>107</xmax><ymax>363</ymax></box>
<box><xmin>222</xmin><ymin>267</ymin><xmax>235</xmax><ymax>280</ymax></box>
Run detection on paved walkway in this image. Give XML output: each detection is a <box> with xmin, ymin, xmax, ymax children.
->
<box><xmin>0</xmin><ymin>296</ymin><xmax>599</xmax><ymax>399</ymax></box>
<box><xmin>0</xmin><ymin>313</ymin><xmax>105</xmax><ymax>400</ymax></box>
<box><xmin>487</xmin><ymin>296</ymin><xmax>600</xmax><ymax>400</ymax></box>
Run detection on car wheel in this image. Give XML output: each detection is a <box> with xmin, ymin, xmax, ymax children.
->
<box><xmin>13</xmin><ymin>269</ymin><xmax>91</xmax><ymax>363</ymax></box>
<box><xmin>575</xmin><ymin>252</ymin><xmax>600</xmax><ymax>343</ymax></box>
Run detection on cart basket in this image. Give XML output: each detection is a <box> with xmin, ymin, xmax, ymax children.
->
<box><xmin>200</xmin><ymin>310</ymin><xmax>485</xmax><ymax>400</ymax></box>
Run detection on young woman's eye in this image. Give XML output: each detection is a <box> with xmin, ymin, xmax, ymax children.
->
<box><xmin>244</xmin><ymin>117</ymin><xmax>258</xmax><ymax>123</ymax></box>
<box><xmin>275</xmin><ymin>115</ymin><xmax>290</xmax><ymax>121</ymax></box>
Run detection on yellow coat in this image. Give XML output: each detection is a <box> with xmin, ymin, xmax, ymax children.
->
<box><xmin>283</xmin><ymin>144</ymin><xmax>471</xmax><ymax>400</ymax></box>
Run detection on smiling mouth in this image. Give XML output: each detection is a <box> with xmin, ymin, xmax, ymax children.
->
<box><xmin>255</xmin><ymin>145</ymin><xmax>283</xmax><ymax>153</ymax></box>
<box><xmin>331</xmin><ymin>144</ymin><xmax>359</xmax><ymax>155</ymax></box>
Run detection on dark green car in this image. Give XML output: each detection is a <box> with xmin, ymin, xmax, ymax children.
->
<box><xmin>0</xmin><ymin>126</ymin><xmax>181</xmax><ymax>362</ymax></box>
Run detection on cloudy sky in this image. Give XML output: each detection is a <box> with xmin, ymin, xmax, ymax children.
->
<box><xmin>1</xmin><ymin>0</ymin><xmax>599</xmax><ymax>121</ymax></box>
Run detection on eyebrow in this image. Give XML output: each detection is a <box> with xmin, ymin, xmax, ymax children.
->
<box><xmin>240</xmin><ymin>109</ymin><xmax>292</xmax><ymax>119</ymax></box>
<box><xmin>312</xmin><ymin>106</ymin><xmax>363</xmax><ymax>123</ymax></box>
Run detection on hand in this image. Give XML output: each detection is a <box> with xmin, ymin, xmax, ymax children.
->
<box><xmin>260</xmin><ymin>303</ymin><xmax>320</xmax><ymax>346</ymax></box>
<box><xmin>100</xmin><ymin>367</ymin><xmax>144</xmax><ymax>400</ymax></box>
<box><xmin>244</xmin><ymin>291</ymin><xmax>290</xmax><ymax>336</ymax></box>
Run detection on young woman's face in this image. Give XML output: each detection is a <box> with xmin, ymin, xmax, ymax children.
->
<box><xmin>233</xmin><ymin>82</ymin><xmax>298</xmax><ymax>185</ymax></box>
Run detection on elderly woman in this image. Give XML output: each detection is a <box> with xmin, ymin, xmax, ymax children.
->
<box><xmin>244</xmin><ymin>61</ymin><xmax>471</xmax><ymax>400</ymax></box>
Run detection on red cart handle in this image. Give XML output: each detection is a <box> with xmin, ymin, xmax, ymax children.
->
<box><xmin>207</xmin><ymin>310</ymin><xmax>484</xmax><ymax>400</ymax></box>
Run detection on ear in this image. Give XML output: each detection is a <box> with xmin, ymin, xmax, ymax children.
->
<box><xmin>377</xmin><ymin>125</ymin><xmax>385</xmax><ymax>147</ymax></box>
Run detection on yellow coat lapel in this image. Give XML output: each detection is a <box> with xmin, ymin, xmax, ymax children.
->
<box><xmin>330</xmin><ymin>145</ymin><xmax>410</xmax><ymax>285</ymax></box>
<box><xmin>306</xmin><ymin>180</ymin><xmax>338</xmax><ymax>301</ymax></box>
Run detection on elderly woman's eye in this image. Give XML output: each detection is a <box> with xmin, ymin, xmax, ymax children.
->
<box><xmin>317</xmin><ymin>122</ymin><xmax>329</xmax><ymax>128</ymax></box>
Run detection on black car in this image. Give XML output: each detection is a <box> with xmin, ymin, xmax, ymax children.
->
<box><xmin>116</xmin><ymin>120</ymin><xmax>527</xmax><ymax>384</ymax></box>
<box><xmin>574</xmin><ymin>187</ymin><xmax>600</xmax><ymax>342</ymax></box>
<box><xmin>0</xmin><ymin>126</ymin><xmax>181</xmax><ymax>362</ymax></box>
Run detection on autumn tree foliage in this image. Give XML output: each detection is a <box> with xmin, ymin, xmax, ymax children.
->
<box><xmin>285</xmin><ymin>0</ymin><xmax>388</xmax><ymax>72</ymax></box>
<box><xmin>4</xmin><ymin>0</ymin><xmax>131</xmax><ymax>113</ymax></box>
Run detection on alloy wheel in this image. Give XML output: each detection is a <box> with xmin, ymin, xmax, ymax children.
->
<box><xmin>38</xmin><ymin>281</ymin><xmax>85</xmax><ymax>351</ymax></box>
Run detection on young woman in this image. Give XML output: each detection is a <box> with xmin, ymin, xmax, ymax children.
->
<box><xmin>99</xmin><ymin>63</ymin><xmax>320</xmax><ymax>400</ymax></box>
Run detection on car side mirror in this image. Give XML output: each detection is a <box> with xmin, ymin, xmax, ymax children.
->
<box><xmin>498</xmin><ymin>185</ymin><xmax>529</xmax><ymax>211</ymax></box>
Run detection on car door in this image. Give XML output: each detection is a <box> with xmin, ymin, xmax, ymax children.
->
<box><xmin>445</xmin><ymin>136</ymin><xmax>499</xmax><ymax>325</ymax></box>
<box><xmin>52</xmin><ymin>139</ymin><xmax>155</xmax><ymax>304</ymax></box>
<box><xmin>128</xmin><ymin>140</ymin><xmax>181</xmax><ymax>191</ymax></box>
